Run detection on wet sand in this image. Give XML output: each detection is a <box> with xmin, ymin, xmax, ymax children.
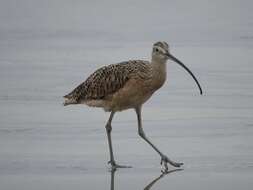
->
<box><xmin>1</xmin><ymin>45</ymin><xmax>253</xmax><ymax>189</ymax></box>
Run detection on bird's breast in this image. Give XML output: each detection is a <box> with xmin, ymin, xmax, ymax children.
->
<box><xmin>150</xmin><ymin>70</ymin><xmax>167</xmax><ymax>91</ymax></box>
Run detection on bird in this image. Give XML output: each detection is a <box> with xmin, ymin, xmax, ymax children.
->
<box><xmin>63</xmin><ymin>41</ymin><xmax>203</xmax><ymax>171</ymax></box>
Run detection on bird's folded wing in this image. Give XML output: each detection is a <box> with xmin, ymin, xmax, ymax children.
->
<box><xmin>64</xmin><ymin>61</ymin><xmax>149</xmax><ymax>102</ymax></box>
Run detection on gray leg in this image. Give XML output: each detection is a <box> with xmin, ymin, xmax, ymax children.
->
<box><xmin>105</xmin><ymin>112</ymin><xmax>131</xmax><ymax>169</ymax></box>
<box><xmin>110</xmin><ymin>167</ymin><xmax>116</xmax><ymax>190</ymax></box>
<box><xmin>135</xmin><ymin>106</ymin><xmax>183</xmax><ymax>170</ymax></box>
<box><xmin>105</xmin><ymin>112</ymin><xmax>115</xmax><ymax>165</ymax></box>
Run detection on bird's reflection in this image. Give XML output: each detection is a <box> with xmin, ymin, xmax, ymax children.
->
<box><xmin>109</xmin><ymin>168</ymin><xmax>183</xmax><ymax>190</ymax></box>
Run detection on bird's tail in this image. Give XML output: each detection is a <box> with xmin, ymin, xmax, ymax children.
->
<box><xmin>63</xmin><ymin>97</ymin><xmax>77</xmax><ymax>106</ymax></box>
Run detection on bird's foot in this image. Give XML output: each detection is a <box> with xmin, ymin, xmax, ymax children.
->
<box><xmin>108</xmin><ymin>160</ymin><xmax>132</xmax><ymax>170</ymax></box>
<box><xmin>161</xmin><ymin>168</ymin><xmax>184</xmax><ymax>175</ymax></box>
<box><xmin>160</xmin><ymin>155</ymin><xmax>183</xmax><ymax>171</ymax></box>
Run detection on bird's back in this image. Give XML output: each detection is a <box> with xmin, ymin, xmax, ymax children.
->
<box><xmin>63</xmin><ymin>60</ymin><xmax>150</xmax><ymax>106</ymax></box>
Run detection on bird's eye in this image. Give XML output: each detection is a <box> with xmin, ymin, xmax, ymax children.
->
<box><xmin>155</xmin><ymin>48</ymin><xmax>159</xmax><ymax>52</ymax></box>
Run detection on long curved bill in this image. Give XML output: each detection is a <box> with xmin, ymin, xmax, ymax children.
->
<box><xmin>166</xmin><ymin>53</ymin><xmax>203</xmax><ymax>95</ymax></box>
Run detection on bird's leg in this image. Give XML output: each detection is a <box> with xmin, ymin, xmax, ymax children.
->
<box><xmin>110</xmin><ymin>167</ymin><xmax>116</xmax><ymax>190</ymax></box>
<box><xmin>105</xmin><ymin>112</ymin><xmax>131</xmax><ymax>169</ymax></box>
<box><xmin>105</xmin><ymin>112</ymin><xmax>115</xmax><ymax>165</ymax></box>
<box><xmin>135</xmin><ymin>107</ymin><xmax>183</xmax><ymax>170</ymax></box>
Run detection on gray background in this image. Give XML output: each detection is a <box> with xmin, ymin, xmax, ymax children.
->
<box><xmin>0</xmin><ymin>0</ymin><xmax>253</xmax><ymax>189</ymax></box>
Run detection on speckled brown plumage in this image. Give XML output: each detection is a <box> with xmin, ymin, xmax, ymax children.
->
<box><xmin>63</xmin><ymin>60</ymin><xmax>150</xmax><ymax>107</ymax></box>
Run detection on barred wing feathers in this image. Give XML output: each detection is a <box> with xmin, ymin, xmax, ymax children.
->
<box><xmin>63</xmin><ymin>60</ymin><xmax>149</xmax><ymax>105</ymax></box>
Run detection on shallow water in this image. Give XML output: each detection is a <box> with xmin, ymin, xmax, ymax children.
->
<box><xmin>1</xmin><ymin>0</ymin><xmax>253</xmax><ymax>189</ymax></box>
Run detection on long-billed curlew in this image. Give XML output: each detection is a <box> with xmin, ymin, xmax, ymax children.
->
<box><xmin>63</xmin><ymin>41</ymin><xmax>203</xmax><ymax>171</ymax></box>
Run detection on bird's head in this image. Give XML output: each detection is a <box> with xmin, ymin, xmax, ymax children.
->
<box><xmin>152</xmin><ymin>41</ymin><xmax>203</xmax><ymax>95</ymax></box>
<box><xmin>152</xmin><ymin>41</ymin><xmax>170</xmax><ymax>61</ymax></box>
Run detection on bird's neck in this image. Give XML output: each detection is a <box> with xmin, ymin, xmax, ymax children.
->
<box><xmin>150</xmin><ymin>60</ymin><xmax>167</xmax><ymax>90</ymax></box>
